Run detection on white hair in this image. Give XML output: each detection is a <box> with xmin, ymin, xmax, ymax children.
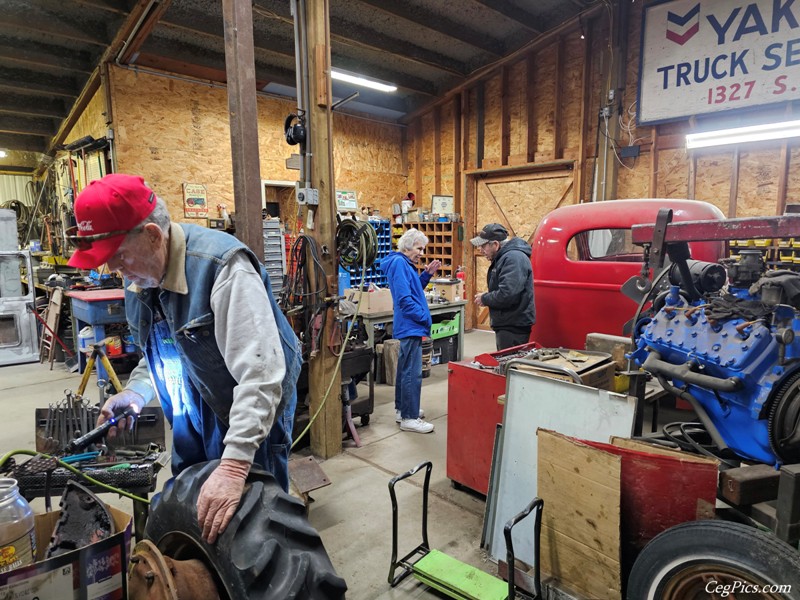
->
<box><xmin>397</xmin><ymin>227</ymin><xmax>428</xmax><ymax>251</ymax></box>
<box><xmin>137</xmin><ymin>196</ymin><xmax>171</xmax><ymax>233</ymax></box>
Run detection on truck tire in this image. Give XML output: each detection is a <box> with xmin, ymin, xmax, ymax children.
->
<box><xmin>627</xmin><ymin>520</ymin><xmax>800</xmax><ymax>600</ymax></box>
<box><xmin>144</xmin><ymin>460</ymin><xmax>347</xmax><ymax>600</ymax></box>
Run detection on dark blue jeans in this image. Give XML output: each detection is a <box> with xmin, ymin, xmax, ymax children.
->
<box><xmin>395</xmin><ymin>336</ymin><xmax>422</xmax><ymax>420</ymax></box>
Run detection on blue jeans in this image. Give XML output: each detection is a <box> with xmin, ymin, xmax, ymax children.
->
<box><xmin>395</xmin><ymin>336</ymin><xmax>422</xmax><ymax>420</ymax></box>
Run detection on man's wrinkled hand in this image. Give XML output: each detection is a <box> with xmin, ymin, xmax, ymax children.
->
<box><xmin>474</xmin><ymin>293</ymin><xmax>484</xmax><ymax>307</ymax></box>
<box><xmin>97</xmin><ymin>390</ymin><xmax>145</xmax><ymax>438</ymax></box>
<box><xmin>197</xmin><ymin>459</ymin><xmax>250</xmax><ymax>544</ymax></box>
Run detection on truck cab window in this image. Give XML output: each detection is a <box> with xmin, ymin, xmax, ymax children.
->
<box><xmin>566</xmin><ymin>228</ymin><xmax>640</xmax><ymax>262</ymax></box>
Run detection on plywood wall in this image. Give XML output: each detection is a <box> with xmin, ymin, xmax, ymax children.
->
<box><xmin>64</xmin><ymin>88</ymin><xmax>107</xmax><ymax>146</ymax></box>
<box><xmin>405</xmin><ymin>2</ymin><xmax>800</xmax><ymax>283</ymax></box>
<box><xmin>107</xmin><ymin>65</ymin><xmax>405</xmax><ymax>224</ymax></box>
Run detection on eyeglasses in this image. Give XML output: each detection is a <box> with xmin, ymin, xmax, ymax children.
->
<box><xmin>65</xmin><ymin>226</ymin><xmax>142</xmax><ymax>250</ymax></box>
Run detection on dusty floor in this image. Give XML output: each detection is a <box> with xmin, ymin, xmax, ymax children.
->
<box><xmin>0</xmin><ymin>330</ymin><xmax>504</xmax><ymax>599</ymax></box>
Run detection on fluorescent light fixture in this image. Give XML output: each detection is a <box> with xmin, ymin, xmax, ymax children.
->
<box><xmin>331</xmin><ymin>69</ymin><xmax>397</xmax><ymax>93</ymax></box>
<box><xmin>686</xmin><ymin>119</ymin><xmax>800</xmax><ymax>149</ymax></box>
<box><xmin>0</xmin><ymin>150</ymin><xmax>6</xmax><ymax>158</ymax></box>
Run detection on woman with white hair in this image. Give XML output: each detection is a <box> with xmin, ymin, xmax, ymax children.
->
<box><xmin>380</xmin><ymin>228</ymin><xmax>440</xmax><ymax>433</ymax></box>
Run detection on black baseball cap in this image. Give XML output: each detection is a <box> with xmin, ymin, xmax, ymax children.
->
<box><xmin>470</xmin><ymin>223</ymin><xmax>508</xmax><ymax>246</ymax></box>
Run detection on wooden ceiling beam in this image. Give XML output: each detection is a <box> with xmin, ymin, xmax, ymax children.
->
<box><xmin>0</xmin><ymin>95</ymin><xmax>67</xmax><ymax>119</ymax></box>
<box><xmin>119</xmin><ymin>0</ymin><xmax>173</xmax><ymax>64</ymax></box>
<box><xmin>0</xmin><ymin>66</ymin><xmax>80</xmax><ymax>98</ymax></box>
<box><xmin>0</xmin><ymin>115</ymin><xmax>57</xmax><ymax>137</ymax></box>
<box><xmin>0</xmin><ymin>41</ymin><xmax>93</xmax><ymax>74</ymax></box>
<box><xmin>472</xmin><ymin>0</ymin><xmax>543</xmax><ymax>34</ymax></box>
<box><xmin>0</xmin><ymin>132</ymin><xmax>47</xmax><ymax>154</ymax></box>
<box><xmin>353</xmin><ymin>0</ymin><xmax>505</xmax><ymax>56</ymax></box>
<box><xmin>0</xmin><ymin>2</ymin><xmax>110</xmax><ymax>46</ymax></box>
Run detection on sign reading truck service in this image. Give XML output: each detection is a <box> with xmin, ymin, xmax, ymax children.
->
<box><xmin>639</xmin><ymin>0</ymin><xmax>800</xmax><ymax>124</ymax></box>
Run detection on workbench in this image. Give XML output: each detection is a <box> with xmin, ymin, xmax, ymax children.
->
<box><xmin>66</xmin><ymin>289</ymin><xmax>130</xmax><ymax>382</ymax></box>
<box><xmin>359</xmin><ymin>300</ymin><xmax>466</xmax><ymax>361</ymax></box>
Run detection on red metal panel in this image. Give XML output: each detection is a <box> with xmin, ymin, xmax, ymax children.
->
<box><xmin>446</xmin><ymin>361</ymin><xmax>507</xmax><ymax>495</ymax></box>
<box><xmin>530</xmin><ymin>199</ymin><xmax>725</xmax><ymax>349</ymax></box>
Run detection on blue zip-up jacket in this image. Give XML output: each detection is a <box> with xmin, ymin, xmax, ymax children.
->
<box><xmin>381</xmin><ymin>251</ymin><xmax>433</xmax><ymax>339</ymax></box>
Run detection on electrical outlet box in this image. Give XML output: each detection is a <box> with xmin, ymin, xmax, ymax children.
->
<box><xmin>620</xmin><ymin>145</ymin><xmax>641</xmax><ymax>159</ymax></box>
<box><xmin>296</xmin><ymin>184</ymin><xmax>319</xmax><ymax>206</ymax></box>
<box><xmin>600</xmin><ymin>106</ymin><xmax>611</xmax><ymax>118</ymax></box>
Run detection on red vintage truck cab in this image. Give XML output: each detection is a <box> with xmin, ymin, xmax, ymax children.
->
<box><xmin>529</xmin><ymin>199</ymin><xmax>725</xmax><ymax>349</ymax></box>
<box><xmin>447</xmin><ymin>199</ymin><xmax>725</xmax><ymax>496</ymax></box>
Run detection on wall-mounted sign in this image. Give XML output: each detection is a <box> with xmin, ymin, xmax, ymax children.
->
<box><xmin>638</xmin><ymin>0</ymin><xmax>800</xmax><ymax>124</ymax></box>
<box><xmin>183</xmin><ymin>183</ymin><xmax>208</xmax><ymax>218</ymax></box>
<box><xmin>335</xmin><ymin>190</ymin><xmax>358</xmax><ymax>212</ymax></box>
<box><xmin>431</xmin><ymin>195</ymin><xmax>455</xmax><ymax>214</ymax></box>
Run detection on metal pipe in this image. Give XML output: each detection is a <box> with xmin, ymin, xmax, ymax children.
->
<box><xmin>654</xmin><ymin>373</ymin><xmax>731</xmax><ymax>454</ymax></box>
<box><xmin>643</xmin><ymin>350</ymin><xmax>742</xmax><ymax>392</ymax></box>
<box><xmin>297</xmin><ymin>0</ymin><xmax>312</xmax><ymax>189</ymax></box>
<box><xmin>332</xmin><ymin>91</ymin><xmax>359</xmax><ymax>111</ymax></box>
<box><xmin>115</xmin><ymin>0</ymin><xmax>159</xmax><ymax>67</ymax></box>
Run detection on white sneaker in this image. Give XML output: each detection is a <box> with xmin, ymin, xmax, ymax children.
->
<box><xmin>396</xmin><ymin>409</ymin><xmax>425</xmax><ymax>423</ymax></box>
<box><xmin>400</xmin><ymin>418</ymin><xmax>434</xmax><ymax>434</ymax></box>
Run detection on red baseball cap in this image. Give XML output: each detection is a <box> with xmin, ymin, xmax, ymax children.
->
<box><xmin>67</xmin><ymin>174</ymin><xmax>157</xmax><ymax>269</ymax></box>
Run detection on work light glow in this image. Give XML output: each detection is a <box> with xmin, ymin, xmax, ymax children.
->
<box><xmin>331</xmin><ymin>69</ymin><xmax>397</xmax><ymax>93</ymax></box>
<box><xmin>686</xmin><ymin>120</ymin><xmax>800</xmax><ymax>149</ymax></box>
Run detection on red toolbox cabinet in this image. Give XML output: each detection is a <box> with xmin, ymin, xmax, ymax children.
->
<box><xmin>446</xmin><ymin>360</ymin><xmax>507</xmax><ymax>495</ymax></box>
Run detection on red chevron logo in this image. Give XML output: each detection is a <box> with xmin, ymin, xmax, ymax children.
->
<box><xmin>666</xmin><ymin>22</ymin><xmax>699</xmax><ymax>45</ymax></box>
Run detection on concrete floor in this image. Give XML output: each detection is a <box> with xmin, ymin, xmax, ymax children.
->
<box><xmin>0</xmin><ymin>330</ymin><xmax>499</xmax><ymax>600</ymax></box>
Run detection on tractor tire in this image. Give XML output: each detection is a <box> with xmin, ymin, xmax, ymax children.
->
<box><xmin>627</xmin><ymin>520</ymin><xmax>800</xmax><ymax>600</ymax></box>
<box><xmin>144</xmin><ymin>460</ymin><xmax>347</xmax><ymax>600</ymax></box>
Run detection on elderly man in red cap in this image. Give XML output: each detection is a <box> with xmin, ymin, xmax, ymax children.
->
<box><xmin>66</xmin><ymin>174</ymin><xmax>301</xmax><ymax>544</ymax></box>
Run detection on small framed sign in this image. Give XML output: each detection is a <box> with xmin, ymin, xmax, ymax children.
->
<box><xmin>336</xmin><ymin>190</ymin><xmax>358</xmax><ymax>212</ymax></box>
<box><xmin>431</xmin><ymin>195</ymin><xmax>454</xmax><ymax>214</ymax></box>
<box><xmin>183</xmin><ymin>183</ymin><xmax>208</xmax><ymax>218</ymax></box>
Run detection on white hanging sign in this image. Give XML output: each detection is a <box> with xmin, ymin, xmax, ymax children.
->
<box><xmin>639</xmin><ymin>0</ymin><xmax>800</xmax><ymax>124</ymax></box>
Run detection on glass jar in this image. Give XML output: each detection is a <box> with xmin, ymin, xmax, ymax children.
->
<box><xmin>0</xmin><ymin>478</ymin><xmax>36</xmax><ymax>573</ymax></box>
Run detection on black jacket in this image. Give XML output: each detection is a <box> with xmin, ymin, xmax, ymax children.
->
<box><xmin>482</xmin><ymin>237</ymin><xmax>536</xmax><ymax>330</ymax></box>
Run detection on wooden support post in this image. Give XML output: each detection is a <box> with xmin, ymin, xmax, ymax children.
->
<box><xmin>453</xmin><ymin>95</ymin><xmax>462</xmax><ymax>214</ymax></box>
<box><xmin>729</xmin><ymin>147</ymin><xmax>740</xmax><ymax>218</ymax></box>
<box><xmin>553</xmin><ymin>38</ymin><xmax>563</xmax><ymax>160</ymax></box>
<box><xmin>433</xmin><ymin>105</ymin><xmax>442</xmax><ymax>195</ymax></box>
<box><xmin>222</xmin><ymin>0</ymin><xmax>264</xmax><ymax>258</ymax></box>
<box><xmin>461</xmin><ymin>89</ymin><xmax>472</xmax><ymax>170</ymax></box>
<box><xmin>526</xmin><ymin>54</ymin><xmax>537</xmax><ymax>164</ymax></box>
<box><xmin>500</xmin><ymin>65</ymin><xmax>510</xmax><ymax>166</ymax></box>
<box><xmin>305</xmin><ymin>0</ymin><xmax>341</xmax><ymax>459</ymax></box>
<box><xmin>576</xmin><ymin>26</ymin><xmax>592</xmax><ymax>202</ymax></box>
<box><xmin>476</xmin><ymin>80</ymin><xmax>485</xmax><ymax>169</ymax></box>
<box><xmin>414</xmin><ymin>120</ymin><xmax>423</xmax><ymax>197</ymax></box>
<box><xmin>649</xmin><ymin>126</ymin><xmax>658</xmax><ymax>198</ymax></box>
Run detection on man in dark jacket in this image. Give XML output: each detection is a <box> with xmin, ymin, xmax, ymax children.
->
<box><xmin>471</xmin><ymin>223</ymin><xmax>536</xmax><ymax>350</ymax></box>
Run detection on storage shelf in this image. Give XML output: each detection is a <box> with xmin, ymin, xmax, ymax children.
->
<box><xmin>392</xmin><ymin>222</ymin><xmax>461</xmax><ymax>279</ymax></box>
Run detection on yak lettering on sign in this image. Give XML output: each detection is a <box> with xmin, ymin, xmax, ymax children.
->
<box><xmin>639</xmin><ymin>0</ymin><xmax>800</xmax><ymax>124</ymax></box>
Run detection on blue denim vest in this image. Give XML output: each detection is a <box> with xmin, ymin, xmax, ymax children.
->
<box><xmin>125</xmin><ymin>224</ymin><xmax>301</xmax><ymax>427</ymax></box>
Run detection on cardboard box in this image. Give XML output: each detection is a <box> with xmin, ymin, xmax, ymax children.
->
<box><xmin>0</xmin><ymin>506</ymin><xmax>132</xmax><ymax>599</ymax></box>
<box><xmin>345</xmin><ymin>288</ymin><xmax>393</xmax><ymax>314</ymax></box>
<box><xmin>431</xmin><ymin>279</ymin><xmax>464</xmax><ymax>302</ymax></box>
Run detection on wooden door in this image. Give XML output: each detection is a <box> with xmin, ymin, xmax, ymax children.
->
<box><xmin>468</xmin><ymin>168</ymin><xmax>574</xmax><ymax>330</ymax></box>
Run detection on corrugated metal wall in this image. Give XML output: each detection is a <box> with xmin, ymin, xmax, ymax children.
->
<box><xmin>0</xmin><ymin>174</ymin><xmax>33</xmax><ymax>206</ymax></box>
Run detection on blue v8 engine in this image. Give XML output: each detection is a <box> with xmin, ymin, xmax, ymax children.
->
<box><xmin>630</xmin><ymin>248</ymin><xmax>800</xmax><ymax>467</ymax></box>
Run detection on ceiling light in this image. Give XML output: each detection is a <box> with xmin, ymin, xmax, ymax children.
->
<box><xmin>331</xmin><ymin>69</ymin><xmax>397</xmax><ymax>93</ymax></box>
<box><xmin>0</xmin><ymin>150</ymin><xmax>7</xmax><ymax>158</ymax></box>
<box><xmin>686</xmin><ymin>120</ymin><xmax>800</xmax><ymax>149</ymax></box>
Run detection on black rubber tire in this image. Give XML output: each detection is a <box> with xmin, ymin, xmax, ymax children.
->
<box><xmin>360</xmin><ymin>413</ymin><xmax>370</xmax><ymax>426</ymax></box>
<box><xmin>144</xmin><ymin>460</ymin><xmax>347</xmax><ymax>600</ymax></box>
<box><xmin>627</xmin><ymin>520</ymin><xmax>800</xmax><ymax>600</ymax></box>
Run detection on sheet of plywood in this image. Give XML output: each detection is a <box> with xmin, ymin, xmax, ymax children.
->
<box><xmin>539</xmin><ymin>430</ymin><xmax>622</xmax><ymax>599</ymax></box>
<box><xmin>482</xmin><ymin>367</ymin><xmax>636</xmax><ymax>573</ymax></box>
